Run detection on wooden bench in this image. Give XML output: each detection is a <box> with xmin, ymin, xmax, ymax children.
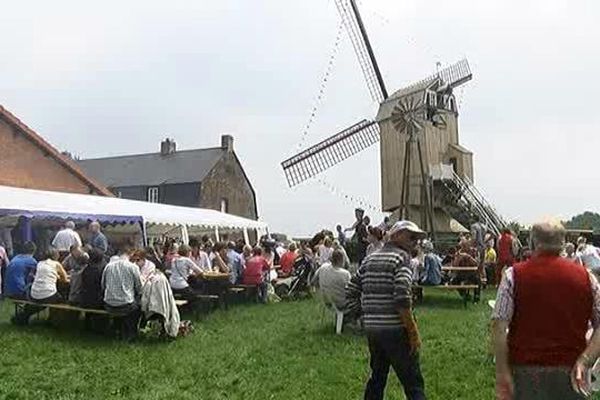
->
<box><xmin>174</xmin><ymin>299</ymin><xmax>188</xmax><ymax>308</ymax></box>
<box><xmin>228</xmin><ymin>284</ymin><xmax>258</xmax><ymax>303</ymax></box>
<box><xmin>413</xmin><ymin>284</ymin><xmax>481</xmax><ymax>307</ymax></box>
<box><xmin>173</xmin><ymin>293</ymin><xmax>221</xmax><ymax>317</ymax></box>
<box><xmin>12</xmin><ymin>299</ymin><xmax>189</xmax><ymax>322</ymax></box>
<box><xmin>12</xmin><ymin>299</ymin><xmax>109</xmax><ymax>317</ymax></box>
<box><xmin>442</xmin><ymin>266</ymin><xmax>479</xmax><ymax>272</ymax></box>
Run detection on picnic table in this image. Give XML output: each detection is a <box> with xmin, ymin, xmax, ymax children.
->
<box><xmin>11</xmin><ymin>299</ymin><xmax>189</xmax><ymax>319</ymax></box>
<box><xmin>413</xmin><ymin>265</ymin><xmax>481</xmax><ymax>306</ymax></box>
<box><xmin>195</xmin><ymin>272</ymin><xmax>231</xmax><ymax>309</ymax></box>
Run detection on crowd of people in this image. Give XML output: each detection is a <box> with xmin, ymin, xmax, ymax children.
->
<box><xmin>3</xmin><ymin>213</ymin><xmax>600</xmax><ymax>398</ymax></box>
<box><xmin>307</xmin><ymin>210</ymin><xmax>600</xmax><ymax>399</ymax></box>
<box><xmin>0</xmin><ymin>220</ymin><xmax>317</xmax><ymax>340</ymax></box>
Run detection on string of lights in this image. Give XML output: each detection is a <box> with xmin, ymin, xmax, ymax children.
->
<box><xmin>457</xmin><ymin>86</ymin><xmax>466</xmax><ymax>109</ymax></box>
<box><xmin>295</xmin><ymin>21</ymin><xmax>344</xmax><ymax>152</ymax></box>
<box><xmin>354</xmin><ymin>0</ymin><xmax>391</xmax><ymax>25</ymax></box>
<box><xmin>314</xmin><ymin>177</ymin><xmax>383</xmax><ymax>215</ymax></box>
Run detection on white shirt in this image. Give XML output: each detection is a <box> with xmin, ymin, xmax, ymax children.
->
<box><xmin>275</xmin><ymin>246</ymin><xmax>286</xmax><ymax>259</ymax></box>
<box><xmin>410</xmin><ymin>257</ymin><xmax>423</xmax><ymax>281</ymax></box>
<box><xmin>317</xmin><ymin>245</ymin><xmax>333</xmax><ymax>265</ymax></box>
<box><xmin>51</xmin><ymin>228</ymin><xmax>82</xmax><ymax>252</ymax></box>
<box><xmin>191</xmin><ymin>251</ymin><xmax>212</xmax><ymax>272</ymax></box>
<box><xmin>578</xmin><ymin>245</ymin><xmax>600</xmax><ymax>270</ymax></box>
<box><xmin>140</xmin><ymin>260</ymin><xmax>157</xmax><ymax>285</ymax></box>
<box><xmin>169</xmin><ymin>257</ymin><xmax>202</xmax><ymax>290</ymax></box>
<box><xmin>30</xmin><ymin>259</ymin><xmax>61</xmax><ymax>300</ymax></box>
<box><xmin>102</xmin><ymin>256</ymin><xmax>142</xmax><ymax>307</ymax></box>
<box><xmin>312</xmin><ymin>262</ymin><xmax>351</xmax><ymax>310</ymax></box>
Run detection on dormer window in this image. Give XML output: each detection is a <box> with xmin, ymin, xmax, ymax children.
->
<box><xmin>448</xmin><ymin>97</ymin><xmax>457</xmax><ymax>112</ymax></box>
<box><xmin>147</xmin><ymin>187</ymin><xmax>159</xmax><ymax>203</ymax></box>
<box><xmin>426</xmin><ymin>91</ymin><xmax>436</xmax><ymax>107</ymax></box>
<box><xmin>220</xmin><ymin>198</ymin><xmax>228</xmax><ymax>213</ymax></box>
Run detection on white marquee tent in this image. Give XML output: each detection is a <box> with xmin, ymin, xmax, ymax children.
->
<box><xmin>0</xmin><ymin>185</ymin><xmax>267</xmax><ymax>243</ymax></box>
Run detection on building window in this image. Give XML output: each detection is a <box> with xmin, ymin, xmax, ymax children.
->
<box><xmin>220</xmin><ymin>198</ymin><xmax>228</xmax><ymax>213</ymax></box>
<box><xmin>147</xmin><ymin>187</ymin><xmax>159</xmax><ymax>203</ymax></box>
<box><xmin>449</xmin><ymin>97</ymin><xmax>456</xmax><ymax>112</ymax></box>
<box><xmin>449</xmin><ymin>157</ymin><xmax>458</xmax><ymax>173</ymax></box>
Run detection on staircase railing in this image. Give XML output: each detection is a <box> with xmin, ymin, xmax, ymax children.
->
<box><xmin>461</xmin><ymin>175</ymin><xmax>509</xmax><ymax>229</ymax></box>
<box><xmin>449</xmin><ymin>171</ymin><xmax>505</xmax><ymax>236</ymax></box>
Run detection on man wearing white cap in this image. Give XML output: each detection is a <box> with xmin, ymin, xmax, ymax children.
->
<box><xmin>346</xmin><ymin>220</ymin><xmax>427</xmax><ymax>400</ymax></box>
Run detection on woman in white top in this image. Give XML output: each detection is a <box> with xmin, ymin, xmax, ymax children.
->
<box><xmin>317</xmin><ymin>237</ymin><xmax>334</xmax><ymax>265</ymax></box>
<box><xmin>13</xmin><ymin>249</ymin><xmax>69</xmax><ymax>325</ymax></box>
<box><xmin>169</xmin><ymin>244</ymin><xmax>203</xmax><ymax>297</ymax></box>
<box><xmin>139</xmin><ymin>259</ymin><xmax>156</xmax><ymax>286</ymax></box>
<box><xmin>30</xmin><ymin>249</ymin><xmax>68</xmax><ymax>302</ymax></box>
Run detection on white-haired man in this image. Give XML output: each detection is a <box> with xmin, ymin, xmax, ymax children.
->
<box><xmin>312</xmin><ymin>249</ymin><xmax>351</xmax><ymax>311</ymax></box>
<box><xmin>492</xmin><ymin>221</ymin><xmax>600</xmax><ymax>399</ymax></box>
<box><xmin>88</xmin><ymin>221</ymin><xmax>108</xmax><ymax>254</ymax></box>
<box><xmin>346</xmin><ymin>220</ymin><xmax>427</xmax><ymax>400</ymax></box>
<box><xmin>52</xmin><ymin>221</ymin><xmax>82</xmax><ymax>259</ymax></box>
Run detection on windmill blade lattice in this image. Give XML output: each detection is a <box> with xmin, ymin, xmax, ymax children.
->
<box><xmin>390</xmin><ymin>96</ymin><xmax>427</xmax><ymax>135</ymax></box>
<box><xmin>281</xmin><ymin>120</ymin><xmax>380</xmax><ymax>187</ymax></box>
<box><xmin>400</xmin><ymin>59</ymin><xmax>472</xmax><ymax>97</ymax></box>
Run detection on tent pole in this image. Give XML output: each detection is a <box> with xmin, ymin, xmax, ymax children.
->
<box><xmin>20</xmin><ymin>216</ymin><xmax>32</xmax><ymax>243</ymax></box>
<box><xmin>181</xmin><ymin>225</ymin><xmax>189</xmax><ymax>245</ymax></box>
<box><xmin>141</xmin><ymin>220</ymin><xmax>148</xmax><ymax>247</ymax></box>
<box><xmin>215</xmin><ymin>226</ymin><xmax>220</xmax><ymax>242</ymax></box>
<box><xmin>243</xmin><ymin>228</ymin><xmax>249</xmax><ymax>245</ymax></box>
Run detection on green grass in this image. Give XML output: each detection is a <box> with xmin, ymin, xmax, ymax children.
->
<box><xmin>0</xmin><ymin>290</ymin><xmax>498</xmax><ymax>399</ymax></box>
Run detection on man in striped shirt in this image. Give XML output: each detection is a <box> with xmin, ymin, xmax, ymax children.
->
<box><xmin>346</xmin><ymin>220</ymin><xmax>427</xmax><ymax>400</ymax></box>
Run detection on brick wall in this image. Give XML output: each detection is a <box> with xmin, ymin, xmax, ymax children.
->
<box><xmin>199</xmin><ymin>152</ymin><xmax>258</xmax><ymax>220</ymax></box>
<box><xmin>0</xmin><ymin>117</ymin><xmax>103</xmax><ymax>195</ymax></box>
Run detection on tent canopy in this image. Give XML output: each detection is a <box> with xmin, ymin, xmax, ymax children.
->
<box><xmin>0</xmin><ymin>185</ymin><xmax>267</xmax><ymax>231</ymax></box>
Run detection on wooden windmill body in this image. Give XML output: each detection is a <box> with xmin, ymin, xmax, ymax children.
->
<box><xmin>281</xmin><ymin>0</ymin><xmax>506</xmax><ymax>236</ymax></box>
<box><xmin>377</xmin><ymin>76</ymin><xmax>474</xmax><ymax>232</ymax></box>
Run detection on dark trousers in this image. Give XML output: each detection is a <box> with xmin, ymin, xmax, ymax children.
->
<box><xmin>512</xmin><ymin>366</ymin><xmax>585</xmax><ymax>400</ymax></box>
<box><xmin>172</xmin><ymin>286</ymin><xmax>197</xmax><ymax>300</ymax></box>
<box><xmin>13</xmin><ymin>292</ymin><xmax>63</xmax><ymax>325</ymax></box>
<box><xmin>0</xmin><ymin>266</ymin><xmax>5</xmax><ymax>297</ymax></box>
<box><xmin>105</xmin><ymin>303</ymin><xmax>141</xmax><ymax>341</ymax></box>
<box><xmin>364</xmin><ymin>329</ymin><xmax>426</xmax><ymax>400</ymax></box>
<box><xmin>256</xmin><ymin>282</ymin><xmax>268</xmax><ymax>303</ymax></box>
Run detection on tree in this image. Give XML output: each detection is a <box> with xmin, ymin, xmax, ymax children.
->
<box><xmin>564</xmin><ymin>212</ymin><xmax>600</xmax><ymax>231</ymax></box>
<box><xmin>507</xmin><ymin>220</ymin><xmax>524</xmax><ymax>234</ymax></box>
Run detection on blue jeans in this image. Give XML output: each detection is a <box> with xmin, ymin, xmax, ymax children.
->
<box><xmin>364</xmin><ymin>329</ymin><xmax>426</xmax><ymax>400</ymax></box>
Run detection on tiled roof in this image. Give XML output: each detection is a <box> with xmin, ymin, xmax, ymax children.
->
<box><xmin>78</xmin><ymin>148</ymin><xmax>225</xmax><ymax>188</ymax></box>
<box><xmin>0</xmin><ymin>105</ymin><xmax>113</xmax><ymax>196</ymax></box>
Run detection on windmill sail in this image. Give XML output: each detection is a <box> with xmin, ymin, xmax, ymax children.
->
<box><xmin>399</xmin><ymin>59</ymin><xmax>472</xmax><ymax>97</ymax></box>
<box><xmin>281</xmin><ymin>120</ymin><xmax>380</xmax><ymax>187</ymax></box>
<box><xmin>334</xmin><ymin>0</ymin><xmax>388</xmax><ymax>103</ymax></box>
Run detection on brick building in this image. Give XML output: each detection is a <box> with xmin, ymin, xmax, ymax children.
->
<box><xmin>0</xmin><ymin>105</ymin><xmax>111</xmax><ymax>196</ymax></box>
<box><xmin>78</xmin><ymin>136</ymin><xmax>258</xmax><ymax>220</ymax></box>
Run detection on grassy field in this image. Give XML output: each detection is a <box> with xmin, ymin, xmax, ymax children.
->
<box><xmin>0</xmin><ymin>289</ymin><xmax>499</xmax><ymax>400</ymax></box>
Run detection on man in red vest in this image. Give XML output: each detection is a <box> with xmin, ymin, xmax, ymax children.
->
<box><xmin>496</xmin><ymin>228</ymin><xmax>515</xmax><ymax>286</ymax></box>
<box><xmin>492</xmin><ymin>220</ymin><xmax>600</xmax><ymax>399</ymax></box>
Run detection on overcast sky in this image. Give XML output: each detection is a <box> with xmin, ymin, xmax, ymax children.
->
<box><xmin>1</xmin><ymin>0</ymin><xmax>598</xmax><ymax>235</ymax></box>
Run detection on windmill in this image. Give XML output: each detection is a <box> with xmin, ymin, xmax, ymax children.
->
<box><xmin>281</xmin><ymin>0</ymin><xmax>506</xmax><ymax>236</ymax></box>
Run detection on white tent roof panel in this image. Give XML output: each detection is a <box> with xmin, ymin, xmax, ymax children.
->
<box><xmin>0</xmin><ymin>185</ymin><xmax>266</xmax><ymax>230</ymax></box>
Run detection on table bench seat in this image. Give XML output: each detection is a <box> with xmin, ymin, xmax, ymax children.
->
<box><xmin>12</xmin><ymin>300</ymin><xmax>109</xmax><ymax>315</ymax></box>
<box><xmin>412</xmin><ymin>283</ymin><xmax>481</xmax><ymax>306</ymax></box>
